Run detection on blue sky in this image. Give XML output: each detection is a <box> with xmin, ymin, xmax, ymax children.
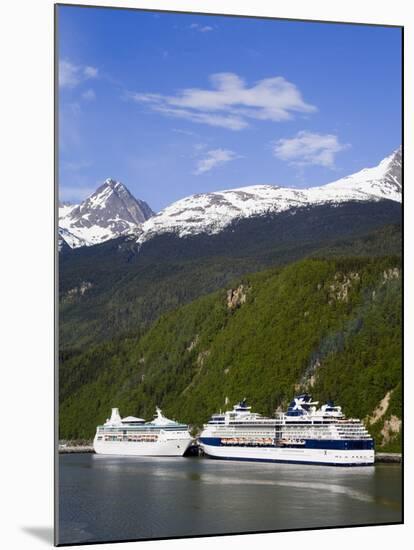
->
<box><xmin>58</xmin><ymin>6</ymin><xmax>402</xmax><ymax>212</ymax></box>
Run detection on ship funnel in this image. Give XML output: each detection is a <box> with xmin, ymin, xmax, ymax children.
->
<box><xmin>109</xmin><ymin>407</ymin><xmax>122</xmax><ymax>424</ymax></box>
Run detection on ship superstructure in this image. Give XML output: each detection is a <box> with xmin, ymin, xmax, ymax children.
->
<box><xmin>199</xmin><ymin>394</ymin><xmax>374</xmax><ymax>466</ymax></box>
<box><xmin>93</xmin><ymin>407</ymin><xmax>193</xmax><ymax>456</ymax></box>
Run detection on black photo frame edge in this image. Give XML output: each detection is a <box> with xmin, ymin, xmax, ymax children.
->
<box><xmin>53</xmin><ymin>3</ymin><xmax>404</xmax><ymax>546</ymax></box>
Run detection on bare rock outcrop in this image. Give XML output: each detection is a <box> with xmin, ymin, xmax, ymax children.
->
<box><xmin>328</xmin><ymin>272</ymin><xmax>360</xmax><ymax>304</ymax></box>
<box><xmin>227</xmin><ymin>284</ymin><xmax>249</xmax><ymax>310</ymax></box>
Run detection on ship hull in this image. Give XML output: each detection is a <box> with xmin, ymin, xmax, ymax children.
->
<box><xmin>200</xmin><ymin>442</ymin><xmax>374</xmax><ymax>466</ymax></box>
<box><xmin>93</xmin><ymin>437</ymin><xmax>192</xmax><ymax>457</ymax></box>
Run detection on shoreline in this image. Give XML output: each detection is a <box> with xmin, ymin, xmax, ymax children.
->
<box><xmin>58</xmin><ymin>446</ymin><xmax>402</xmax><ymax>462</ymax></box>
<box><xmin>59</xmin><ymin>445</ymin><xmax>94</xmax><ymax>454</ymax></box>
<box><xmin>375</xmin><ymin>453</ymin><xmax>402</xmax><ymax>463</ymax></box>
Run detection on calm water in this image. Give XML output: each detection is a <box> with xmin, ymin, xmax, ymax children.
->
<box><xmin>58</xmin><ymin>454</ymin><xmax>402</xmax><ymax>545</ymax></box>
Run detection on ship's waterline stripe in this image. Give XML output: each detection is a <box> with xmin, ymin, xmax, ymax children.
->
<box><xmin>199</xmin><ymin>437</ymin><xmax>374</xmax><ymax>450</ymax></box>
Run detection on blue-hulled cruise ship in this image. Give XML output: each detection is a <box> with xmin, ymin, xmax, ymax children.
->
<box><xmin>199</xmin><ymin>394</ymin><xmax>374</xmax><ymax>466</ymax></box>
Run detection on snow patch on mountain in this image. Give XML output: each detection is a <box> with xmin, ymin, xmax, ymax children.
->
<box><xmin>58</xmin><ymin>227</ymin><xmax>88</xmax><ymax>251</ymax></box>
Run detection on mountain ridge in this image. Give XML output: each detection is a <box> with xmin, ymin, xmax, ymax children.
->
<box><xmin>59</xmin><ymin>148</ymin><xmax>401</xmax><ymax>250</ymax></box>
<box><xmin>137</xmin><ymin>148</ymin><xmax>401</xmax><ymax>244</ymax></box>
<box><xmin>60</xmin><ymin>203</ymin><xmax>401</xmax><ymax>350</ymax></box>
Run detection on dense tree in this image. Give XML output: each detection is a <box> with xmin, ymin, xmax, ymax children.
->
<box><xmin>60</xmin><ymin>256</ymin><xmax>402</xmax><ymax>452</ymax></box>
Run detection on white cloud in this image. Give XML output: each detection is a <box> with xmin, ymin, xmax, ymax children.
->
<box><xmin>272</xmin><ymin>131</ymin><xmax>349</xmax><ymax>168</ymax></box>
<box><xmin>129</xmin><ymin>72</ymin><xmax>316</xmax><ymax>131</ymax></box>
<box><xmin>59</xmin><ymin>60</ymin><xmax>99</xmax><ymax>88</ymax></box>
<box><xmin>194</xmin><ymin>149</ymin><xmax>240</xmax><ymax>175</ymax></box>
<box><xmin>83</xmin><ymin>66</ymin><xmax>98</xmax><ymax>78</ymax></box>
<box><xmin>153</xmin><ymin>104</ymin><xmax>248</xmax><ymax>130</ymax></box>
<box><xmin>82</xmin><ymin>88</ymin><xmax>96</xmax><ymax>101</ymax></box>
<box><xmin>190</xmin><ymin>23</ymin><xmax>214</xmax><ymax>32</ymax></box>
<box><xmin>59</xmin><ymin>61</ymin><xmax>79</xmax><ymax>88</ymax></box>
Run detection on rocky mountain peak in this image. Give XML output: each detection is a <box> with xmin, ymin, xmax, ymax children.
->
<box><xmin>384</xmin><ymin>147</ymin><xmax>402</xmax><ymax>189</ymax></box>
<box><xmin>104</xmin><ymin>178</ymin><xmax>118</xmax><ymax>187</ymax></box>
<box><xmin>323</xmin><ymin>146</ymin><xmax>401</xmax><ymax>202</ymax></box>
<box><xmin>59</xmin><ymin>179</ymin><xmax>154</xmax><ymax>249</ymax></box>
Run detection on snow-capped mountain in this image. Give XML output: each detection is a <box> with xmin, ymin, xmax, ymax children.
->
<box><xmin>137</xmin><ymin>148</ymin><xmax>401</xmax><ymax>245</ymax></box>
<box><xmin>59</xmin><ymin>179</ymin><xmax>154</xmax><ymax>248</ymax></box>
<box><xmin>59</xmin><ymin>149</ymin><xmax>401</xmax><ymax>251</ymax></box>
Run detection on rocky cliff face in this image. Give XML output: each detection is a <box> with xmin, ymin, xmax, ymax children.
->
<box><xmin>227</xmin><ymin>285</ymin><xmax>249</xmax><ymax>310</ymax></box>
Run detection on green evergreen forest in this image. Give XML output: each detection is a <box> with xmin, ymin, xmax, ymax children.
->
<box><xmin>60</xmin><ymin>255</ymin><xmax>402</xmax><ymax>452</ymax></box>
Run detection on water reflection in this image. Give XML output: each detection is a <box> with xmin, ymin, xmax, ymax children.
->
<box><xmin>58</xmin><ymin>454</ymin><xmax>402</xmax><ymax>545</ymax></box>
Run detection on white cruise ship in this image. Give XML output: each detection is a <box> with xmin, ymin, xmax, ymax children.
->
<box><xmin>199</xmin><ymin>394</ymin><xmax>374</xmax><ymax>466</ymax></box>
<box><xmin>93</xmin><ymin>407</ymin><xmax>193</xmax><ymax>456</ymax></box>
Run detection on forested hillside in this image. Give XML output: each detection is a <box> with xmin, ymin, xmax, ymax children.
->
<box><xmin>60</xmin><ymin>256</ymin><xmax>402</xmax><ymax>452</ymax></box>
<box><xmin>59</xmin><ymin>199</ymin><xmax>401</xmax><ymax>349</ymax></box>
